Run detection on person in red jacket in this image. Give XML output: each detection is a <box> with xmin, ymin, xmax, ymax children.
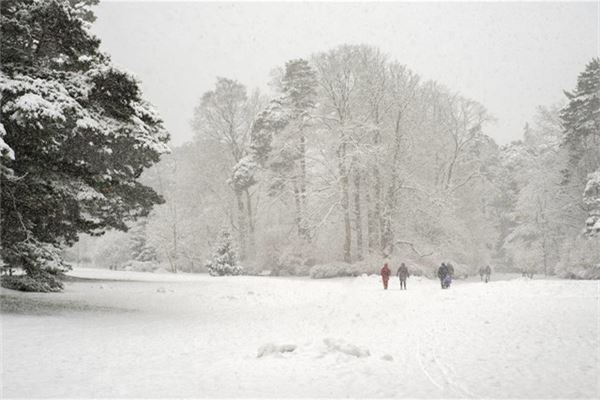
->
<box><xmin>380</xmin><ymin>263</ymin><xmax>391</xmax><ymax>290</ymax></box>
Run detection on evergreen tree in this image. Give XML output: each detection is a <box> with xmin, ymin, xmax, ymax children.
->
<box><xmin>0</xmin><ymin>0</ymin><xmax>169</xmax><ymax>291</ymax></box>
<box><xmin>583</xmin><ymin>171</ymin><xmax>600</xmax><ymax>236</ymax></box>
<box><xmin>561</xmin><ymin>58</ymin><xmax>600</xmax><ymax>169</ymax></box>
<box><xmin>560</xmin><ymin>58</ymin><xmax>600</xmax><ymax>235</ymax></box>
<box><xmin>206</xmin><ymin>230</ymin><xmax>243</xmax><ymax>276</ymax></box>
<box><xmin>248</xmin><ymin>59</ymin><xmax>317</xmax><ymax>241</ymax></box>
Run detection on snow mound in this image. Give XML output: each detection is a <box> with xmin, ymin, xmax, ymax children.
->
<box><xmin>381</xmin><ymin>354</ymin><xmax>394</xmax><ymax>361</ymax></box>
<box><xmin>257</xmin><ymin>343</ymin><xmax>297</xmax><ymax>358</ymax></box>
<box><xmin>323</xmin><ymin>338</ymin><xmax>370</xmax><ymax>358</ymax></box>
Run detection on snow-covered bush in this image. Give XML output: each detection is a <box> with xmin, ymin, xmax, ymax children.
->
<box><xmin>309</xmin><ymin>262</ymin><xmax>361</xmax><ymax>279</ymax></box>
<box><xmin>206</xmin><ymin>230</ymin><xmax>243</xmax><ymax>276</ymax></box>
<box><xmin>275</xmin><ymin>253</ymin><xmax>312</xmax><ymax>276</ymax></box>
<box><xmin>560</xmin><ymin>264</ymin><xmax>600</xmax><ymax>280</ymax></box>
<box><xmin>121</xmin><ymin>260</ymin><xmax>161</xmax><ymax>273</ymax></box>
<box><xmin>1</xmin><ymin>269</ymin><xmax>64</xmax><ymax>292</ymax></box>
<box><xmin>556</xmin><ymin>235</ymin><xmax>600</xmax><ymax>279</ymax></box>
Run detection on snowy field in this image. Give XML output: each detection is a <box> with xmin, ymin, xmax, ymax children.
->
<box><xmin>1</xmin><ymin>268</ymin><xmax>599</xmax><ymax>398</ymax></box>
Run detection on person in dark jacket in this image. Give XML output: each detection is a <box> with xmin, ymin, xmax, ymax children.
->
<box><xmin>484</xmin><ymin>265</ymin><xmax>492</xmax><ymax>283</ymax></box>
<box><xmin>397</xmin><ymin>263</ymin><xmax>409</xmax><ymax>290</ymax></box>
<box><xmin>437</xmin><ymin>263</ymin><xmax>449</xmax><ymax>289</ymax></box>
<box><xmin>380</xmin><ymin>263</ymin><xmax>391</xmax><ymax>290</ymax></box>
<box><xmin>447</xmin><ymin>262</ymin><xmax>455</xmax><ymax>278</ymax></box>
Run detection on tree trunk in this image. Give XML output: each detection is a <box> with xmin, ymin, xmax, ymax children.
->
<box><xmin>338</xmin><ymin>142</ymin><xmax>352</xmax><ymax>263</ymax></box>
<box><xmin>170</xmin><ymin>187</ymin><xmax>178</xmax><ymax>273</ymax></box>
<box><xmin>353</xmin><ymin>168</ymin><xmax>363</xmax><ymax>261</ymax></box>
<box><xmin>292</xmin><ymin>178</ymin><xmax>304</xmax><ymax>238</ymax></box>
<box><xmin>381</xmin><ymin>110</ymin><xmax>404</xmax><ymax>256</ymax></box>
<box><xmin>299</xmin><ymin>130</ymin><xmax>308</xmax><ymax>213</ymax></box>
<box><xmin>381</xmin><ymin>192</ymin><xmax>395</xmax><ymax>257</ymax></box>
<box><xmin>170</xmin><ymin>221</ymin><xmax>178</xmax><ymax>273</ymax></box>
<box><xmin>372</xmin><ymin>129</ymin><xmax>384</xmax><ymax>249</ymax></box>
<box><xmin>296</xmin><ymin>129</ymin><xmax>310</xmax><ymax>242</ymax></box>
<box><xmin>444</xmin><ymin>153</ymin><xmax>458</xmax><ymax>191</ymax></box>
<box><xmin>245</xmin><ymin>189</ymin><xmax>255</xmax><ymax>259</ymax></box>
<box><xmin>366</xmin><ymin>173</ymin><xmax>378</xmax><ymax>253</ymax></box>
<box><xmin>235</xmin><ymin>191</ymin><xmax>246</xmax><ymax>260</ymax></box>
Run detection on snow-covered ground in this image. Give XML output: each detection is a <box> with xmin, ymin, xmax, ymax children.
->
<box><xmin>1</xmin><ymin>268</ymin><xmax>599</xmax><ymax>398</ymax></box>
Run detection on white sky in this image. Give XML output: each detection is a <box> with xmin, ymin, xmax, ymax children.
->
<box><xmin>91</xmin><ymin>1</ymin><xmax>599</xmax><ymax>146</ymax></box>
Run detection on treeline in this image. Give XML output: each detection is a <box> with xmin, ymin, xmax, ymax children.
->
<box><xmin>90</xmin><ymin>47</ymin><xmax>599</xmax><ymax>278</ymax></box>
<box><xmin>498</xmin><ymin>59</ymin><xmax>600</xmax><ymax>278</ymax></box>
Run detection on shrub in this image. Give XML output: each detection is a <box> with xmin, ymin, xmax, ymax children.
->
<box><xmin>121</xmin><ymin>260</ymin><xmax>161</xmax><ymax>273</ymax></box>
<box><xmin>277</xmin><ymin>253</ymin><xmax>311</xmax><ymax>276</ymax></box>
<box><xmin>309</xmin><ymin>262</ymin><xmax>359</xmax><ymax>279</ymax></box>
<box><xmin>1</xmin><ymin>270</ymin><xmax>64</xmax><ymax>292</ymax></box>
<box><xmin>206</xmin><ymin>230</ymin><xmax>243</xmax><ymax>276</ymax></box>
<box><xmin>557</xmin><ymin>236</ymin><xmax>600</xmax><ymax>279</ymax></box>
<box><xmin>560</xmin><ymin>263</ymin><xmax>600</xmax><ymax>280</ymax></box>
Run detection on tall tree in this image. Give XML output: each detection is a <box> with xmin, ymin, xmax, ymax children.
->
<box><xmin>312</xmin><ymin>46</ymin><xmax>359</xmax><ymax>263</ymax></box>
<box><xmin>0</xmin><ymin>0</ymin><xmax>169</xmax><ymax>291</ymax></box>
<box><xmin>192</xmin><ymin>78</ymin><xmax>260</xmax><ymax>260</ymax></box>
<box><xmin>560</xmin><ymin>58</ymin><xmax>600</xmax><ymax>235</ymax></box>
<box><xmin>248</xmin><ymin>59</ymin><xmax>317</xmax><ymax>243</ymax></box>
<box><xmin>280</xmin><ymin>59</ymin><xmax>317</xmax><ymax>240</ymax></box>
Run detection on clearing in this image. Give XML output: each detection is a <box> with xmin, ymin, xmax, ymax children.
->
<box><xmin>1</xmin><ymin>268</ymin><xmax>598</xmax><ymax>398</ymax></box>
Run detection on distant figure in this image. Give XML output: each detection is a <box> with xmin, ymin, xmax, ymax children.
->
<box><xmin>437</xmin><ymin>263</ymin><xmax>450</xmax><ymax>289</ymax></box>
<box><xmin>381</xmin><ymin>263</ymin><xmax>391</xmax><ymax>290</ymax></box>
<box><xmin>479</xmin><ymin>266</ymin><xmax>485</xmax><ymax>281</ymax></box>
<box><xmin>397</xmin><ymin>263</ymin><xmax>409</xmax><ymax>290</ymax></box>
<box><xmin>484</xmin><ymin>265</ymin><xmax>492</xmax><ymax>283</ymax></box>
<box><xmin>447</xmin><ymin>262</ymin><xmax>455</xmax><ymax>279</ymax></box>
<box><xmin>443</xmin><ymin>273</ymin><xmax>452</xmax><ymax>289</ymax></box>
<box><xmin>527</xmin><ymin>268</ymin><xmax>535</xmax><ymax>279</ymax></box>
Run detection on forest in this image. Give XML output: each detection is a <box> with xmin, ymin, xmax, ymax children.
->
<box><xmin>73</xmin><ymin>48</ymin><xmax>600</xmax><ymax>280</ymax></box>
<box><xmin>1</xmin><ymin>0</ymin><xmax>599</xmax><ymax>292</ymax></box>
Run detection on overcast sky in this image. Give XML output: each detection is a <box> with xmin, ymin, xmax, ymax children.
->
<box><xmin>91</xmin><ymin>1</ymin><xmax>599</xmax><ymax>146</ymax></box>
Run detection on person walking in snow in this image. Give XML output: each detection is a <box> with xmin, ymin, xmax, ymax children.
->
<box><xmin>527</xmin><ymin>267</ymin><xmax>534</xmax><ymax>279</ymax></box>
<box><xmin>380</xmin><ymin>263</ymin><xmax>392</xmax><ymax>290</ymax></box>
<box><xmin>484</xmin><ymin>265</ymin><xmax>492</xmax><ymax>283</ymax></box>
<box><xmin>437</xmin><ymin>263</ymin><xmax>449</xmax><ymax>289</ymax></box>
<box><xmin>479</xmin><ymin>266</ymin><xmax>485</xmax><ymax>281</ymax></box>
<box><xmin>447</xmin><ymin>262</ymin><xmax>455</xmax><ymax>279</ymax></box>
<box><xmin>397</xmin><ymin>262</ymin><xmax>409</xmax><ymax>290</ymax></box>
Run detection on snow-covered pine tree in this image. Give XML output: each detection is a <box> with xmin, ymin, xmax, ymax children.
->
<box><xmin>584</xmin><ymin>171</ymin><xmax>600</xmax><ymax>236</ymax></box>
<box><xmin>247</xmin><ymin>59</ymin><xmax>316</xmax><ymax>242</ymax></box>
<box><xmin>561</xmin><ymin>58</ymin><xmax>600</xmax><ymax>172</ymax></box>
<box><xmin>206</xmin><ymin>230</ymin><xmax>243</xmax><ymax>276</ymax></box>
<box><xmin>0</xmin><ymin>0</ymin><xmax>169</xmax><ymax>291</ymax></box>
<box><xmin>560</xmin><ymin>58</ymin><xmax>600</xmax><ymax>235</ymax></box>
